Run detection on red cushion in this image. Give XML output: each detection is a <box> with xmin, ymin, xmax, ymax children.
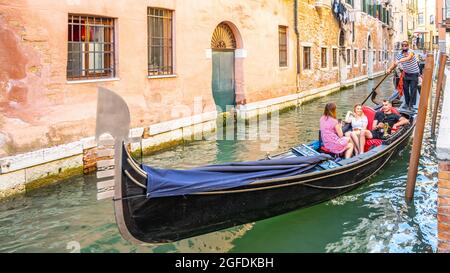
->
<box><xmin>362</xmin><ymin>106</ymin><xmax>376</xmax><ymax>130</ymax></box>
<box><xmin>362</xmin><ymin>106</ymin><xmax>400</xmax><ymax>131</ymax></box>
<box><xmin>364</xmin><ymin>139</ymin><xmax>383</xmax><ymax>152</ymax></box>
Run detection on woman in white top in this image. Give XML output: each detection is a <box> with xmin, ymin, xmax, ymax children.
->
<box><xmin>344</xmin><ymin>104</ymin><xmax>368</xmax><ymax>155</ymax></box>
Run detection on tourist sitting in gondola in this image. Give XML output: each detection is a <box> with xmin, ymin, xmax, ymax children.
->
<box><xmin>344</xmin><ymin>104</ymin><xmax>369</xmax><ymax>155</ymax></box>
<box><xmin>359</xmin><ymin>100</ymin><xmax>410</xmax><ymax>146</ymax></box>
<box><xmin>320</xmin><ymin>102</ymin><xmax>355</xmax><ymax>159</ymax></box>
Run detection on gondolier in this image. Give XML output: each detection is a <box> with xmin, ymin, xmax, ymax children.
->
<box><xmin>387</xmin><ymin>41</ymin><xmax>420</xmax><ymax>111</ymax></box>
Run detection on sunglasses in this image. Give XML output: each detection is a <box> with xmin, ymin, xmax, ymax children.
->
<box><xmin>402</xmin><ymin>44</ymin><xmax>409</xmax><ymax>47</ymax></box>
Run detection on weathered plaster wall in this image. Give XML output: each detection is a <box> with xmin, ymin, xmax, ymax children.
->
<box><xmin>0</xmin><ymin>0</ymin><xmax>298</xmax><ymax>156</ymax></box>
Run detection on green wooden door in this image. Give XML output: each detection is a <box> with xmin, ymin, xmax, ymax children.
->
<box><xmin>212</xmin><ymin>50</ymin><xmax>235</xmax><ymax>112</ymax></box>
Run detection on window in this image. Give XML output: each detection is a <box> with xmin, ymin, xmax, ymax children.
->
<box><xmin>362</xmin><ymin>49</ymin><xmax>366</xmax><ymax>64</ymax></box>
<box><xmin>279</xmin><ymin>26</ymin><xmax>288</xmax><ymax>67</ymax></box>
<box><xmin>353</xmin><ymin>49</ymin><xmax>358</xmax><ymax>65</ymax></box>
<box><xmin>332</xmin><ymin>48</ymin><xmax>338</xmax><ymax>67</ymax></box>
<box><xmin>345</xmin><ymin>0</ymin><xmax>354</xmax><ymax>7</ymax></box>
<box><xmin>418</xmin><ymin>12</ymin><xmax>424</xmax><ymax>25</ymax></box>
<box><xmin>321</xmin><ymin>47</ymin><xmax>327</xmax><ymax>68</ymax></box>
<box><xmin>362</xmin><ymin>0</ymin><xmax>368</xmax><ymax>13</ymax></box>
<box><xmin>67</xmin><ymin>15</ymin><xmax>115</xmax><ymax>80</ymax></box>
<box><xmin>400</xmin><ymin>16</ymin><xmax>403</xmax><ymax>33</ymax></box>
<box><xmin>303</xmin><ymin>46</ymin><xmax>311</xmax><ymax>70</ymax></box>
<box><xmin>378</xmin><ymin>50</ymin><xmax>382</xmax><ymax>62</ymax></box>
<box><xmin>148</xmin><ymin>8</ymin><xmax>173</xmax><ymax>76</ymax></box>
<box><xmin>352</xmin><ymin>22</ymin><xmax>355</xmax><ymax>42</ymax></box>
<box><xmin>346</xmin><ymin>48</ymin><xmax>351</xmax><ymax>66</ymax></box>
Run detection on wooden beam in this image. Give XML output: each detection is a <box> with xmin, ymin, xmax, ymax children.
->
<box><xmin>406</xmin><ymin>54</ymin><xmax>435</xmax><ymax>202</ymax></box>
<box><xmin>432</xmin><ymin>53</ymin><xmax>448</xmax><ymax>136</ymax></box>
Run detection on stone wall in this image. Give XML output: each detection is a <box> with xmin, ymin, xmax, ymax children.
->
<box><xmin>0</xmin><ymin>0</ymin><xmax>298</xmax><ymax>156</ymax></box>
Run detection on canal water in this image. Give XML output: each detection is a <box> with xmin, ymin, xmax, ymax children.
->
<box><xmin>0</xmin><ymin>77</ymin><xmax>439</xmax><ymax>253</ymax></box>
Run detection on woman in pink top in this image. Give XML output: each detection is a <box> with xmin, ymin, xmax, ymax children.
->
<box><xmin>320</xmin><ymin>102</ymin><xmax>354</xmax><ymax>159</ymax></box>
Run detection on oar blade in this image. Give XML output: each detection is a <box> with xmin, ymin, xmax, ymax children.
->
<box><xmin>371</xmin><ymin>88</ymin><xmax>382</xmax><ymax>105</ymax></box>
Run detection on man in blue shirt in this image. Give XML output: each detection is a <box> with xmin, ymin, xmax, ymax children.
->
<box><xmin>387</xmin><ymin>41</ymin><xmax>420</xmax><ymax>111</ymax></box>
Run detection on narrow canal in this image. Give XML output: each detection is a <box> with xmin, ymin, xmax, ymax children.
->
<box><xmin>0</xmin><ymin>77</ymin><xmax>439</xmax><ymax>253</ymax></box>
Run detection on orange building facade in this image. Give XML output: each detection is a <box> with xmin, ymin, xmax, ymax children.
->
<box><xmin>0</xmin><ymin>0</ymin><xmax>394</xmax><ymax>198</ymax></box>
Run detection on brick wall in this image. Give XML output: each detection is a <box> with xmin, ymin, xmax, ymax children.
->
<box><xmin>438</xmin><ymin>161</ymin><xmax>450</xmax><ymax>252</ymax></box>
<box><xmin>436</xmin><ymin>69</ymin><xmax>450</xmax><ymax>252</ymax></box>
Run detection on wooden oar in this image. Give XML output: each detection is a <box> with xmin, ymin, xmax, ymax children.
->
<box><xmin>361</xmin><ymin>72</ymin><xmax>392</xmax><ymax>106</ymax></box>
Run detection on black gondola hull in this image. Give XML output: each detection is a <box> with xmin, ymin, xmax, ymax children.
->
<box><xmin>118</xmin><ymin>122</ymin><xmax>414</xmax><ymax>244</ymax></box>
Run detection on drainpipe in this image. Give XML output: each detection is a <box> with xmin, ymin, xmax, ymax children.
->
<box><xmin>294</xmin><ymin>0</ymin><xmax>300</xmax><ymax>95</ymax></box>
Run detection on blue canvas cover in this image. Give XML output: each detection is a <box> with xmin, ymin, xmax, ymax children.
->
<box><xmin>143</xmin><ymin>154</ymin><xmax>332</xmax><ymax>198</ymax></box>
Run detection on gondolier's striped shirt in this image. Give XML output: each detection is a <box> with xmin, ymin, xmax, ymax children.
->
<box><xmin>396</xmin><ymin>50</ymin><xmax>420</xmax><ymax>74</ymax></box>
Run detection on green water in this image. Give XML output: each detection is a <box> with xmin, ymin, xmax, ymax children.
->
<box><xmin>0</xmin><ymin>77</ymin><xmax>438</xmax><ymax>252</ymax></box>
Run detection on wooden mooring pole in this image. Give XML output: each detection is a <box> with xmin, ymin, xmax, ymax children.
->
<box><xmin>405</xmin><ymin>54</ymin><xmax>435</xmax><ymax>202</ymax></box>
<box><xmin>431</xmin><ymin>53</ymin><xmax>448</xmax><ymax>136</ymax></box>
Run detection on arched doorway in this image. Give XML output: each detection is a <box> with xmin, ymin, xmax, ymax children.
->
<box><xmin>211</xmin><ymin>23</ymin><xmax>236</xmax><ymax>112</ymax></box>
<box><xmin>367</xmin><ymin>34</ymin><xmax>373</xmax><ymax>78</ymax></box>
<box><xmin>338</xmin><ymin>30</ymin><xmax>347</xmax><ymax>85</ymax></box>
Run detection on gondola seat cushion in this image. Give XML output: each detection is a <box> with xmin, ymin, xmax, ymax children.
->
<box><xmin>364</xmin><ymin>139</ymin><xmax>383</xmax><ymax>152</ymax></box>
<box><xmin>362</xmin><ymin>105</ymin><xmax>400</xmax><ymax>152</ymax></box>
<box><xmin>362</xmin><ymin>106</ymin><xmax>381</xmax><ymax>152</ymax></box>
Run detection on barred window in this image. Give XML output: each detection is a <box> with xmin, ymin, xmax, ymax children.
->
<box><xmin>354</xmin><ymin>49</ymin><xmax>358</xmax><ymax>65</ymax></box>
<box><xmin>321</xmin><ymin>47</ymin><xmax>327</xmax><ymax>68</ymax></box>
<box><xmin>148</xmin><ymin>8</ymin><xmax>173</xmax><ymax>76</ymax></box>
<box><xmin>279</xmin><ymin>26</ymin><xmax>288</xmax><ymax>67</ymax></box>
<box><xmin>67</xmin><ymin>15</ymin><xmax>115</xmax><ymax>80</ymax></box>
<box><xmin>332</xmin><ymin>48</ymin><xmax>338</xmax><ymax>67</ymax></box>
<box><xmin>303</xmin><ymin>46</ymin><xmax>311</xmax><ymax>70</ymax></box>
<box><xmin>362</xmin><ymin>49</ymin><xmax>366</xmax><ymax>64</ymax></box>
<box><xmin>346</xmin><ymin>48</ymin><xmax>351</xmax><ymax>65</ymax></box>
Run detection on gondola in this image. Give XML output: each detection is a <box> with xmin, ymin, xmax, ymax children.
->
<box><xmin>95</xmin><ymin>87</ymin><xmax>416</xmax><ymax>245</ymax></box>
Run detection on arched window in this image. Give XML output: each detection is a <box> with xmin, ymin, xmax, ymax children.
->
<box><xmin>211</xmin><ymin>23</ymin><xmax>236</xmax><ymax>49</ymax></box>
